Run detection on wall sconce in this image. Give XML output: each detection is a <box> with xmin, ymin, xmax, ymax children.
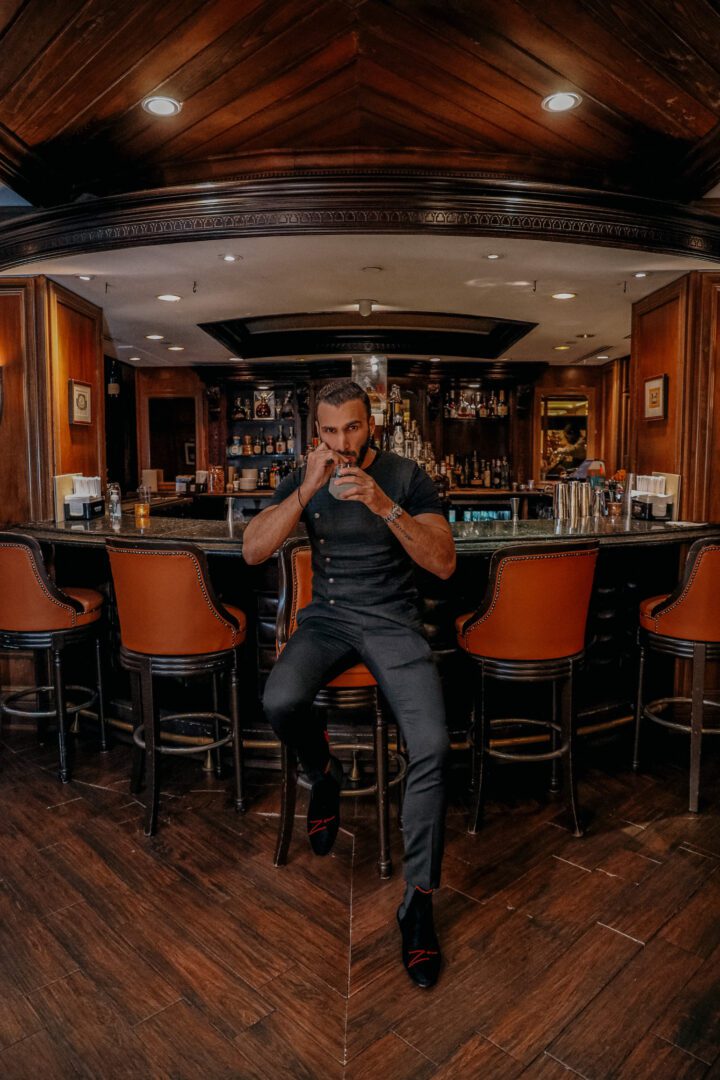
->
<box><xmin>0</xmin><ymin>367</ymin><xmax>4</xmax><ymax>424</ymax></box>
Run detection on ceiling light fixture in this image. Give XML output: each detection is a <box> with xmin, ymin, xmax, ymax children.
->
<box><xmin>542</xmin><ymin>92</ymin><xmax>582</xmax><ymax>113</ymax></box>
<box><xmin>362</xmin><ymin>266</ymin><xmax>383</xmax><ymax>273</ymax></box>
<box><xmin>486</xmin><ymin>253</ymin><xmax>502</xmax><ymax>260</ymax></box>
<box><xmin>157</xmin><ymin>294</ymin><xmax>181</xmax><ymax>302</ymax></box>
<box><xmin>634</xmin><ymin>272</ymin><xmax>648</xmax><ymax>278</ymax></box>
<box><xmin>357</xmin><ymin>299</ymin><xmax>375</xmax><ymax>317</ymax></box>
<box><xmin>142</xmin><ymin>96</ymin><xmax>182</xmax><ymax>116</ymax></box>
<box><xmin>220</xmin><ymin>254</ymin><xmax>240</xmax><ymax>262</ymax></box>
<box><xmin>145</xmin><ymin>334</ymin><xmax>163</xmax><ymax>340</ymax></box>
<box><xmin>77</xmin><ymin>274</ymin><xmax>93</xmax><ymax>281</ymax></box>
<box><xmin>552</xmin><ymin>292</ymin><xmax>577</xmax><ymax>300</ymax></box>
<box><xmin>509</xmin><ymin>280</ymin><xmax>531</xmax><ymax>286</ymax></box>
<box><xmin>553</xmin><ymin>345</ymin><xmax>571</xmax><ymax>351</ymax></box>
<box><xmin>596</xmin><ymin>354</ymin><xmax>610</xmax><ymax>360</ymax></box>
<box><xmin>167</xmin><ymin>345</ymin><xmax>184</xmax><ymax>351</ymax></box>
<box><xmin>128</xmin><ymin>356</ymin><xmax>141</xmax><ymax>362</ymax></box>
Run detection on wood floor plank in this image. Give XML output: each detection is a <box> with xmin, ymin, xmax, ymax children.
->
<box><xmin>256</xmin><ymin>964</ymin><xmax>347</xmax><ymax>1064</ymax></box>
<box><xmin>0</xmin><ymin>1028</ymin><xmax>90</xmax><ymax>1080</ymax></box>
<box><xmin>28</xmin><ymin>969</ymin><xmax>167</xmax><ymax>1079</ymax></box>
<box><xmin>518</xmin><ymin>1052</ymin><xmax>587</xmax><ymax>1078</ymax></box>
<box><xmin>613</xmin><ymin>1034</ymin><xmax>709</xmax><ymax>1079</ymax></box>
<box><xmin>344</xmin><ymin>1030</ymin><xmax>435</xmax><ymax>1080</ymax></box>
<box><xmin>653</xmin><ymin>937</ymin><xmax>720</xmax><ymax>1064</ymax></box>
<box><xmin>0</xmin><ymin>992</ymin><xmax>44</xmax><ymax>1053</ymax></box>
<box><xmin>599</xmin><ymin>845</ymin><xmax>718</xmax><ymax>943</ymax></box>
<box><xmin>482</xmin><ymin>922</ymin><xmax>640</xmax><ymax>1064</ymax></box>
<box><xmin>43</xmin><ymin>902</ymin><xmax>181</xmax><ymax>1027</ymax></box>
<box><xmin>135</xmin><ymin>998</ymin><xmax>250</xmax><ymax>1079</ymax></box>
<box><xmin>660</xmin><ymin>868</ymin><xmax>720</xmax><ymax>958</ymax></box>
<box><xmin>429</xmin><ymin>1033</ymin><xmax>525</xmax><ymax>1079</ymax></box>
<box><xmin>548</xmin><ymin>938</ymin><xmax>703</xmax><ymax>1079</ymax></box>
<box><xmin>233</xmin><ymin>1010</ymin><xmax>345</xmax><ymax>1080</ymax></box>
<box><xmin>0</xmin><ymin>883</ymin><xmax>77</xmax><ymax>997</ymax></box>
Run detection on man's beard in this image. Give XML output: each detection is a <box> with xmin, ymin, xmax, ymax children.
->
<box><xmin>342</xmin><ymin>431</ymin><xmax>372</xmax><ymax>468</ymax></box>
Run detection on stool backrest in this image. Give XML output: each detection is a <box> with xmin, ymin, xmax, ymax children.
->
<box><xmin>277</xmin><ymin>538</ymin><xmax>312</xmax><ymax>648</ymax></box>
<box><xmin>0</xmin><ymin>532</ymin><xmax>83</xmax><ymax>631</ymax></box>
<box><xmin>106</xmin><ymin>538</ymin><xmax>240</xmax><ymax>656</ymax></box>
<box><xmin>460</xmin><ymin>541</ymin><xmax>599</xmax><ymax>660</ymax></box>
<box><xmin>647</xmin><ymin>539</ymin><xmax>720</xmax><ymax>642</ymax></box>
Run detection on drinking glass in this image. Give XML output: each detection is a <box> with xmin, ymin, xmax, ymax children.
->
<box><xmin>135</xmin><ymin>484</ymin><xmax>151</xmax><ymax>528</ymax></box>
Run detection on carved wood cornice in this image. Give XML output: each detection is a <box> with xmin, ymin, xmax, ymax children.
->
<box><xmin>1</xmin><ymin>173</ymin><xmax>720</xmax><ymax>269</ymax></box>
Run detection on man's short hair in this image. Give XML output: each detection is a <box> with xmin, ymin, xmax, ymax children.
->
<box><xmin>316</xmin><ymin>379</ymin><xmax>371</xmax><ymax>420</ymax></box>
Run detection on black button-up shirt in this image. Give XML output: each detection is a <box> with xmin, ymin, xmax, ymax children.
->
<box><xmin>268</xmin><ymin>451</ymin><xmax>444</xmax><ymax>628</ymax></box>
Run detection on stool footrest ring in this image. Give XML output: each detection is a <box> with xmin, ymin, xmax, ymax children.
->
<box><xmin>1</xmin><ymin>684</ymin><xmax>97</xmax><ymax>720</ymax></box>
<box><xmin>643</xmin><ymin>696</ymin><xmax>720</xmax><ymax>737</ymax></box>
<box><xmin>132</xmin><ymin>711</ymin><xmax>233</xmax><ymax>756</ymax></box>
<box><xmin>296</xmin><ymin>743</ymin><xmax>407</xmax><ymax>798</ymax></box>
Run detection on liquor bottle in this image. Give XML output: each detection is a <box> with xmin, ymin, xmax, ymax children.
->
<box><xmin>275</xmin><ymin>425</ymin><xmax>286</xmax><ymax>454</ymax></box>
<box><xmin>280</xmin><ymin>390</ymin><xmax>294</xmax><ymax>419</ymax></box>
<box><xmin>393</xmin><ymin>405</ymin><xmax>405</xmax><ymax>454</ymax></box>
<box><xmin>461</xmin><ymin>455</ymin><xmax>469</xmax><ymax>487</ymax></box>
<box><xmin>449</xmin><ymin>389</ymin><xmax>457</xmax><ymax>418</ymax></box>
<box><xmin>478</xmin><ymin>392</ymin><xmax>488</xmax><ymax>419</ymax></box>
<box><xmin>471</xmin><ymin>451</ymin><xmax>480</xmax><ymax>486</ymax></box>
<box><xmin>493</xmin><ymin>459</ymin><xmax>501</xmax><ymax>487</ymax></box>
<box><xmin>483</xmin><ymin>459</ymin><xmax>491</xmax><ymax>488</ymax></box>
<box><xmin>488</xmin><ymin>391</ymin><xmax>497</xmax><ymax>418</ymax></box>
<box><xmin>252</xmin><ymin>430</ymin><xmax>263</xmax><ymax>455</ymax></box>
<box><xmin>500</xmin><ymin>456</ymin><xmax>510</xmax><ymax>487</ymax></box>
<box><xmin>498</xmin><ymin>389</ymin><xmax>508</xmax><ymax>418</ymax></box>
<box><xmin>264</xmin><ymin>430</ymin><xmax>275</xmax><ymax>454</ymax></box>
<box><xmin>255</xmin><ymin>392</ymin><xmax>272</xmax><ymax>418</ymax></box>
<box><xmin>286</xmin><ymin>425</ymin><xmax>295</xmax><ymax>454</ymax></box>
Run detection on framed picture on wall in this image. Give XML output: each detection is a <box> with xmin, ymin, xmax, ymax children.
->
<box><xmin>68</xmin><ymin>379</ymin><xmax>92</xmax><ymax>425</ymax></box>
<box><xmin>643</xmin><ymin>374</ymin><xmax>667</xmax><ymax>421</ymax></box>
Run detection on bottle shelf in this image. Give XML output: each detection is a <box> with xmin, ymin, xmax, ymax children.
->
<box><xmin>444</xmin><ymin>415</ymin><xmax>509</xmax><ymax>422</ymax></box>
<box><xmin>230</xmin><ymin>417</ymin><xmax>295</xmax><ymax>423</ymax></box>
<box><xmin>227</xmin><ymin>452</ymin><xmax>296</xmax><ymax>459</ymax></box>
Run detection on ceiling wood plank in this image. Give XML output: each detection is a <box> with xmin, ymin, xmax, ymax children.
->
<box><xmin>361</xmin><ymin>2</ymin><xmax>632</xmax><ymax>160</ymax></box>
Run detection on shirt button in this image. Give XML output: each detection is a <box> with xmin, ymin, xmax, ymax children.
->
<box><xmin>325</xmin><ymin>556</ymin><xmax>330</xmax><ymax>563</ymax></box>
<box><xmin>314</xmin><ymin>512</ymin><xmax>320</xmax><ymax>519</ymax></box>
<box><xmin>329</xmin><ymin>599</ymin><xmax>335</xmax><ymax>605</ymax></box>
<box><xmin>329</xmin><ymin>577</ymin><xmax>334</xmax><ymax>583</ymax></box>
<box><xmin>319</xmin><ymin>538</ymin><xmax>325</xmax><ymax>545</ymax></box>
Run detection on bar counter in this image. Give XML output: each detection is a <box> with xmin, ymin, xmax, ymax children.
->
<box><xmin>15</xmin><ymin>512</ymin><xmax>719</xmax><ymax>555</ymax></box>
<box><xmin>8</xmin><ymin>514</ymin><xmax>720</xmax><ymax>752</ymax></box>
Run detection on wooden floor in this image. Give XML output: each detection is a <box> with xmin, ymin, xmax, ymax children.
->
<box><xmin>1</xmin><ymin>720</ymin><xmax>720</xmax><ymax>1080</ymax></box>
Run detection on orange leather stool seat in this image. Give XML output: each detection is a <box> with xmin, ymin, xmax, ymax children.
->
<box><xmin>634</xmin><ymin>539</ymin><xmax>720</xmax><ymax>813</ymax></box>
<box><xmin>106</xmin><ymin>537</ymin><xmax>246</xmax><ymax>836</ymax></box>
<box><xmin>457</xmin><ymin>541</ymin><xmax>599</xmax><ymax>837</ymax></box>
<box><xmin>273</xmin><ymin>538</ymin><xmax>402</xmax><ymax>879</ymax></box>
<box><xmin>0</xmin><ymin>532</ymin><xmax>107</xmax><ymax>783</ymax></box>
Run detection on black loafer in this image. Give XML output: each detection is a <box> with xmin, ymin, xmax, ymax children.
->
<box><xmin>307</xmin><ymin>755</ymin><xmax>343</xmax><ymax>856</ymax></box>
<box><xmin>397</xmin><ymin>889</ymin><xmax>442</xmax><ymax>989</ymax></box>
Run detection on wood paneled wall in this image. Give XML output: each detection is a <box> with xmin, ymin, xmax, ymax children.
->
<box><xmin>631</xmin><ymin>272</ymin><xmax>720</xmax><ymax>522</ymax></box>
<box><xmin>47</xmin><ymin>282</ymin><xmax>105</xmax><ymax>481</ymax></box>
<box><xmin>135</xmin><ymin>367</ymin><xmax>207</xmax><ymax>483</ymax></box>
<box><xmin>0</xmin><ymin>277</ymin><xmax>103</xmax><ymax>526</ymax></box>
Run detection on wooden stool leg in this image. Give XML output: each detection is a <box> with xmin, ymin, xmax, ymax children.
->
<box><xmin>212</xmin><ymin>673</ymin><xmax>223</xmax><ymax>779</ymax></box>
<box><xmin>95</xmin><ymin>633</ymin><xmax>108</xmax><ymax>753</ymax></box>
<box><xmin>274</xmin><ymin>742</ymin><xmax>297</xmax><ymax>866</ymax></box>
<box><xmin>560</xmin><ymin>665</ymin><xmax>583</xmax><ymax>838</ymax></box>
<box><xmin>52</xmin><ymin>641</ymin><xmax>71</xmax><ymax>784</ymax></box>
<box><xmin>468</xmin><ymin>661</ymin><xmax>487</xmax><ymax>834</ymax></box>
<box><xmin>550</xmin><ymin>680</ymin><xmax>561</xmax><ymax>795</ymax></box>
<box><xmin>632</xmin><ymin>643</ymin><xmax>646</xmax><ymax>772</ymax></box>
<box><xmin>375</xmin><ymin>692</ymin><xmax>392</xmax><ymax>879</ymax></box>
<box><xmin>140</xmin><ymin>660</ymin><xmax>160</xmax><ymax>836</ymax></box>
<box><xmin>230</xmin><ymin>654</ymin><xmax>245</xmax><ymax>812</ymax></box>
<box><xmin>129</xmin><ymin>671</ymin><xmax>145</xmax><ymax>795</ymax></box>
<box><xmin>689</xmin><ymin>642</ymin><xmax>706</xmax><ymax>814</ymax></box>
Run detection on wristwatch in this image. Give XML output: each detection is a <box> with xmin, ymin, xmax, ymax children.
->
<box><xmin>382</xmin><ymin>502</ymin><xmax>403</xmax><ymax>524</ymax></box>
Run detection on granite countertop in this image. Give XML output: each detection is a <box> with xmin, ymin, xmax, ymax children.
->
<box><xmin>12</xmin><ymin>515</ymin><xmax>720</xmax><ymax>556</ymax></box>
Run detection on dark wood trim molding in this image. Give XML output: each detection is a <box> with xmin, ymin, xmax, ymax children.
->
<box><xmin>2</xmin><ymin>173</ymin><xmax>720</xmax><ymax>270</ymax></box>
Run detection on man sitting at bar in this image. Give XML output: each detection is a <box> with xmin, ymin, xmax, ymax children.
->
<box><xmin>242</xmin><ymin>380</ymin><xmax>456</xmax><ymax>988</ymax></box>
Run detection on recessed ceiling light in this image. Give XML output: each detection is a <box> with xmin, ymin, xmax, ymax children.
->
<box><xmin>117</xmin><ymin>344</ymin><xmax>133</xmax><ymax>349</ymax></box>
<box><xmin>553</xmin><ymin>345</ymin><xmax>571</xmax><ymax>351</ymax></box>
<box><xmin>145</xmin><ymin>334</ymin><xmax>164</xmax><ymax>340</ymax></box>
<box><xmin>509</xmin><ymin>280</ymin><xmax>531</xmax><ymax>286</ymax></box>
<box><xmin>157</xmin><ymin>294</ymin><xmax>181</xmax><ymax>302</ymax></box>
<box><xmin>220</xmin><ymin>254</ymin><xmax>240</xmax><ymax>262</ymax></box>
<box><xmin>486</xmin><ymin>253</ymin><xmax>502</xmax><ymax>260</ymax></box>
<box><xmin>167</xmin><ymin>345</ymin><xmax>184</xmax><ymax>351</ymax></box>
<box><xmin>542</xmin><ymin>92</ymin><xmax>582</xmax><ymax>113</ymax></box>
<box><xmin>142</xmin><ymin>96</ymin><xmax>182</xmax><ymax>116</ymax></box>
<box><xmin>228</xmin><ymin>357</ymin><xmax>242</xmax><ymax>362</ymax></box>
<box><xmin>77</xmin><ymin>275</ymin><xmax>93</xmax><ymax>281</ymax></box>
<box><xmin>552</xmin><ymin>292</ymin><xmax>577</xmax><ymax>300</ymax></box>
<box><xmin>597</xmin><ymin>354</ymin><xmax>610</xmax><ymax>360</ymax></box>
<box><xmin>633</xmin><ymin>272</ymin><xmax>648</xmax><ymax>278</ymax></box>
<box><xmin>576</xmin><ymin>332</ymin><xmax>595</xmax><ymax>338</ymax></box>
<box><xmin>128</xmin><ymin>356</ymin><xmax>141</xmax><ymax>362</ymax></box>
<box><xmin>362</xmin><ymin>266</ymin><xmax>383</xmax><ymax>273</ymax></box>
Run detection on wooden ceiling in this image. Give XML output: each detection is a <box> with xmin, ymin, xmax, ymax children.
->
<box><xmin>1</xmin><ymin>0</ymin><xmax>720</xmax><ymax>207</ymax></box>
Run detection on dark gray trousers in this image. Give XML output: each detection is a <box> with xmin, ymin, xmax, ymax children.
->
<box><xmin>263</xmin><ymin>613</ymin><xmax>449</xmax><ymax>889</ymax></box>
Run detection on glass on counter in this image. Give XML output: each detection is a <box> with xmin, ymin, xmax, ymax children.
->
<box><xmin>134</xmin><ymin>485</ymin><xmax>151</xmax><ymax>528</ymax></box>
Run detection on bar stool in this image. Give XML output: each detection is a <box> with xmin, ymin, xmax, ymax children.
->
<box><xmin>106</xmin><ymin>537</ymin><xmax>246</xmax><ymax>836</ymax></box>
<box><xmin>273</xmin><ymin>537</ymin><xmax>406</xmax><ymax>879</ymax></box>
<box><xmin>456</xmin><ymin>541</ymin><xmax>599</xmax><ymax>837</ymax></box>
<box><xmin>634</xmin><ymin>538</ymin><xmax>720</xmax><ymax>812</ymax></box>
<box><xmin>0</xmin><ymin>532</ymin><xmax>106</xmax><ymax>782</ymax></box>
